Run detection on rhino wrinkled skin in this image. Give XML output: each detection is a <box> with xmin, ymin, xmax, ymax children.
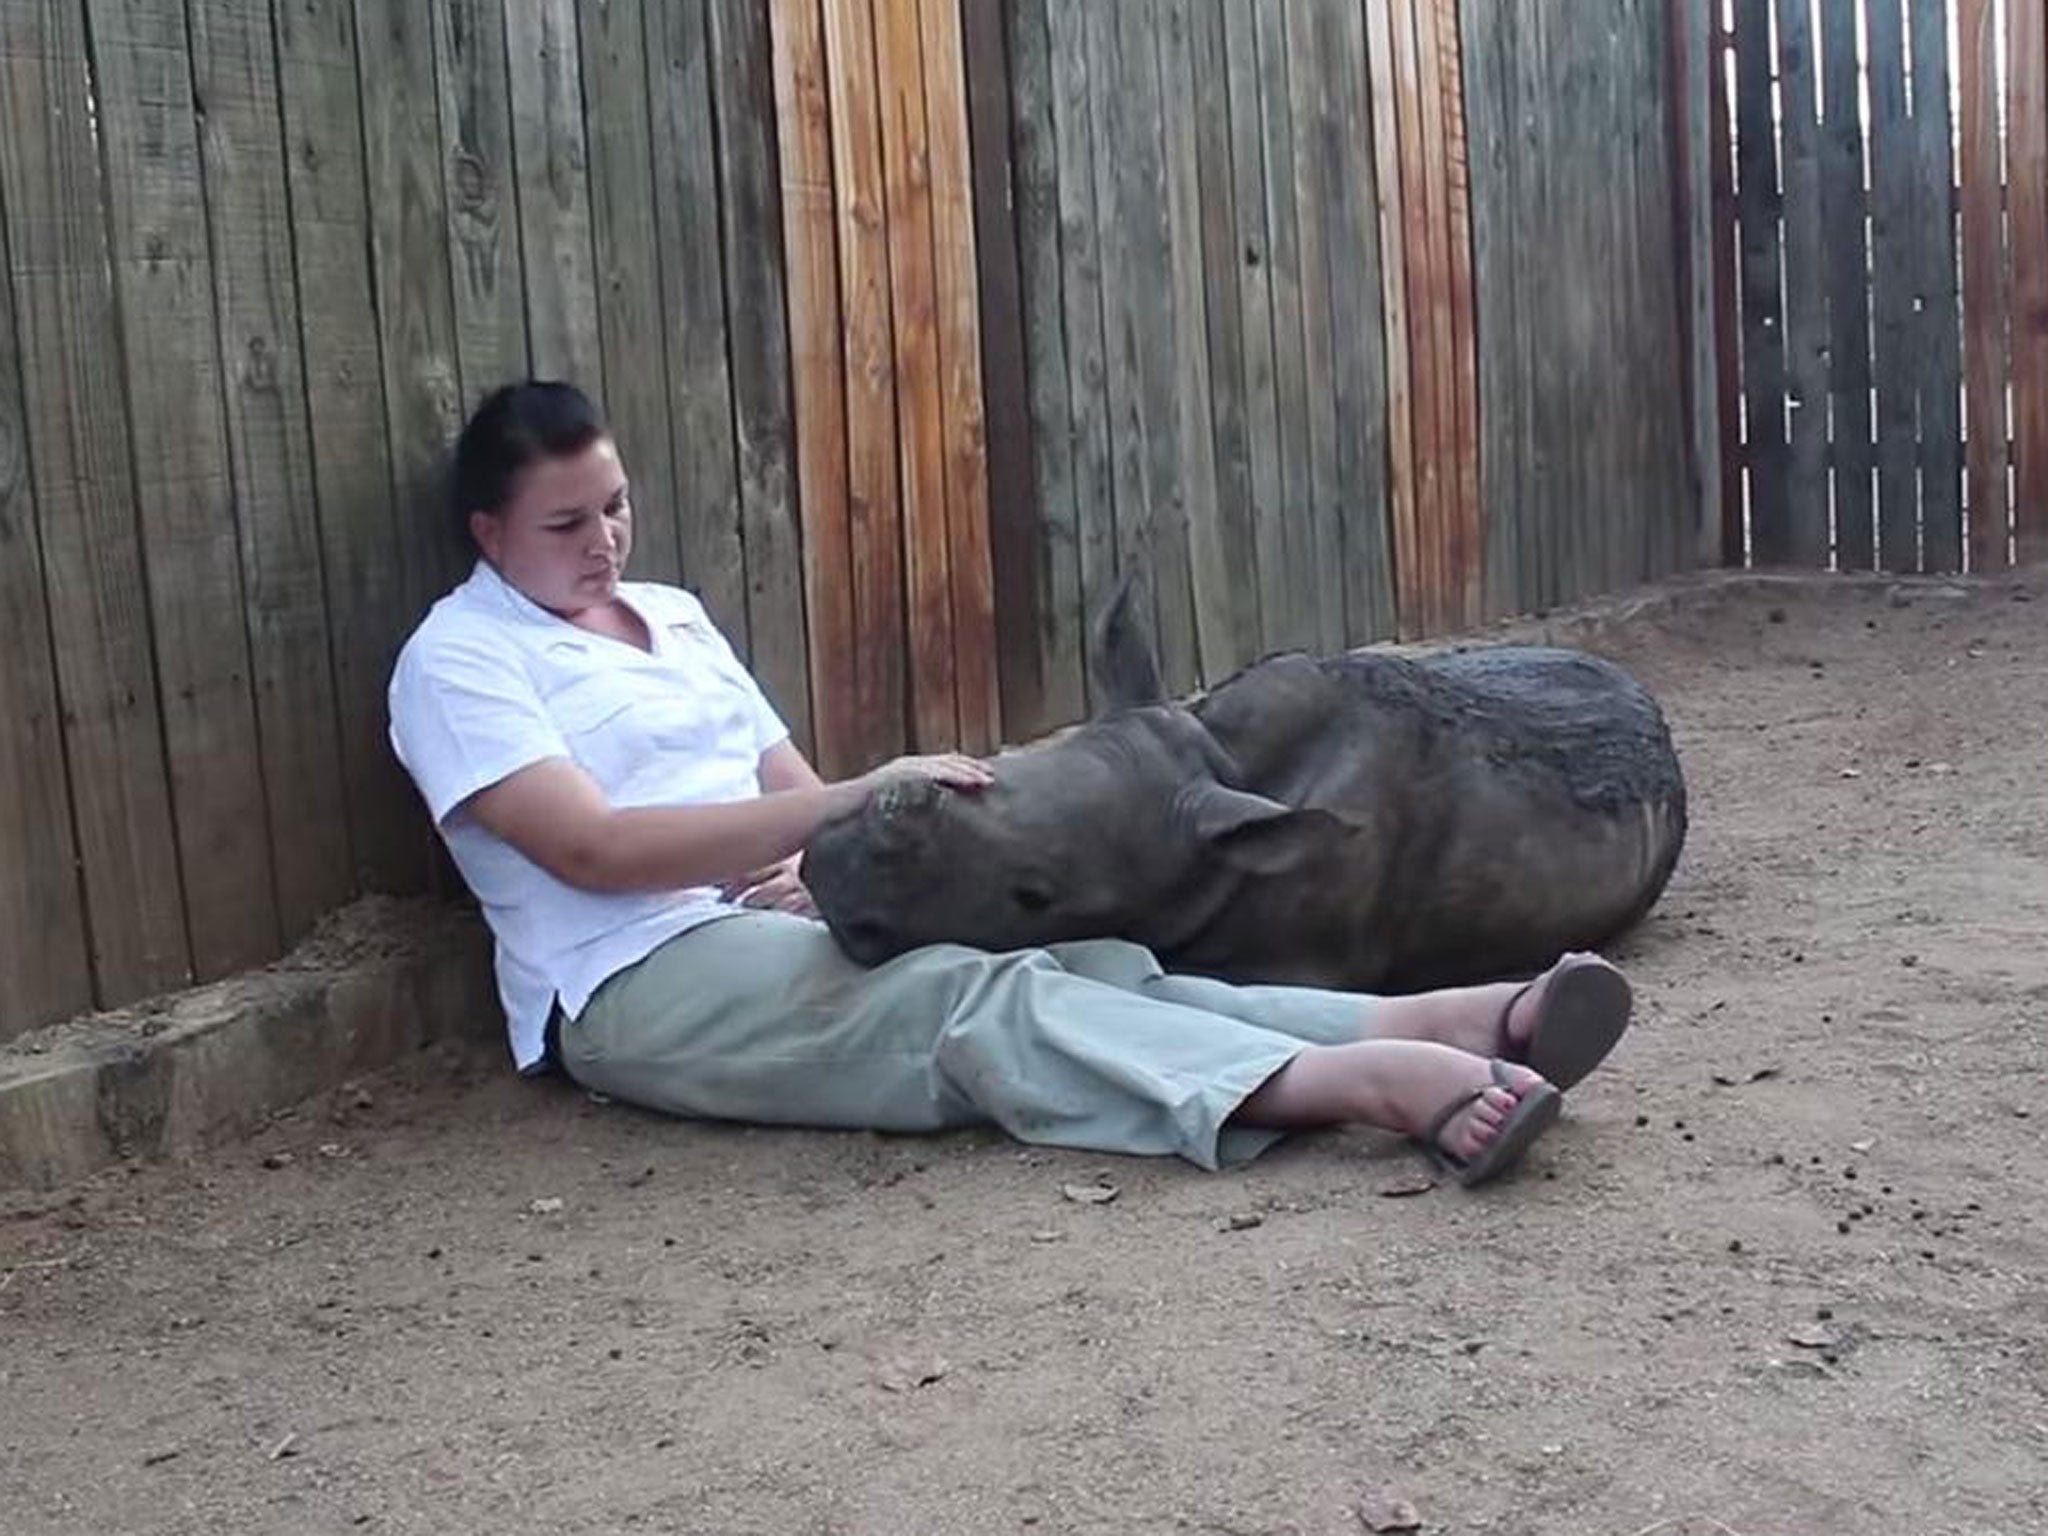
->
<box><xmin>802</xmin><ymin>588</ymin><xmax>1687</xmax><ymax>992</ymax></box>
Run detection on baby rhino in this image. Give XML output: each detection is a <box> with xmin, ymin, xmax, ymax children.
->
<box><xmin>802</xmin><ymin>587</ymin><xmax>1687</xmax><ymax>992</ymax></box>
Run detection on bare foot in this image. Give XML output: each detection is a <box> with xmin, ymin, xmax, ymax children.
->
<box><xmin>1369</xmin><ymin>951</ymin><xmax>1626</xmax><ymax>1072</ymax></box>
<box><xmin>1361</xmin><ymin>1043</ymin><xmax>1551</xmax><ymax>1163</ymax></box>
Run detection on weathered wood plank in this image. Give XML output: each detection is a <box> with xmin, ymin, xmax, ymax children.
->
<box><xmin>505</xmin><ymin>0</ymin><xmax>604</xmax><ymax>390</ymax></box>
<box><xmin>0</xmin><ymin>0</ymin><xmax>189</xmax><ymax>1001</ymax></box>
<box><xmin>875</xmin><ymin>0</ymin><xmax>957</xmax><ymax>751</ymax></box>
<box><xmin>1417</xmin><ymin>0</ymin><xmax>1470</xmax><ymax>623</ymax></box>
<box><xmin>1908</xmin><ymin>0</ymin><xmax>1961</xmax><ymax>572</ymax></box>
<box><xmin>1221</xmin><ymin>0</ymin><xmax>1284</xmax><ymax>654</ymax></box>
<box><xmin>1325</xmin><ymin>0</ymin><xmax>1392</xmax><ymax>642</ymax></box>
<box><xmin>1771</xmin><ymin>0</ymin><xmax>1826</xmax><ymax>565</ymax></box>
<box><xmin>1095</xmin><ymin>1</ymin><xmax>1200</xmax><ymax>694</ymax></box>
<box><xmin>1460</xmin><ymin>0</ymin><xmax>1522</xmax><ymax>613</ymax></box>
<box><xmin>1708</xmin><ymin>2</ymin><xmax>1744</xmax><ymax>566</ymax></box>
<box><xmin>648</xmin><ymin>0</ymin><xmax>743</xmax><ymax>634</ymax></box>
<box><xmin>769</xmin><ymin>0</ymin><xmax>856</xmax><ymax>772</ymax></box>
<box><xmin>1436</xmin><ymin>0</ymin><xmax>1480</xmax><ymax>626</ymax></box>
<box><xmin>1170</xmin><ymin>0</ymin><xmax>1257</xmax><ymax>677</ymax></box>
<box><xmin>1672</xmin><ymin>0</ymin><xmax>1722</xmax><ymax>570</ymax></box>
<box><xmin>189</xmin><ymin>0</ymin><xmax>354</xmax><ymax>941</ymax></box>
<box><xmin>577</xmin><ymin>0</ymin><xmax>684</xmax><ymax>588</ymax></box>
<box><xmin>1733</xmin><ymin>0</ymin><xmax>1787</xmax><ymax>563</ymax></box>
<box><xmin>971</xmin><ymin>0</ymin><xmax>1078</xmax><ymax>738</ymax></box>
<box><xmin>708</xmin><ymin>0</ymin><xmax>811</xmax><ymax>749</ymax></box>
<box><xmin>276</xmin><ymin>0</ymin><xmax>428</xmax><ymax>896</ymax></box>
<box><xmin>1284</xmin><ymin>0</ymin><xmax>1345</xmax><ymax>653</ymax></box>
<box><xmin>86</xmin><ymin>0</ymin><xmax>279</xmax><ymax>977</ymax></box>
<box><xmin>2013</xmin><ymin>0</ymin><xmax>2048</xmax><ymax>565</ymax></box>
<box><xmin>354</xmin><ymin>0</ymin><xmax>465</xmax><ymax>609</ymax></box>
<box><xmin>1958</xmin><ymin>0</ymin><xmax>2011</xmax><ymax>573</ymax></box>
<box><xmin>1819</xmin><ymin>0</ymin><xmax>1875</xmax><ymax>570</ymax></box>
<box><xmin>432</xmin><ymin>0</ymin><xmax>528</xmax><ymax>412</ymax></box>
<box><xmin>1250</xmin><ymin>0</ymin><xmax>1314</xmax><ymax>653</ymax></box>
<box><xmin>820</xmin><ymin>0</ymin><xmax>907</xmax><ymax>765</ymax></box>
<box><xmin>0</xmin><ymin>161</ymin><xmax>92</xmax><ymax>1034</ymax></box>
<box><xmin>919</xmin><ymin>0</ymin><xmax>999</xmax><ymax>751</ymax></box>
<box><xmin>1044</xmin><ymin>0</ymin><xmax>1117</xmax><ymax>705</ymax></box>
<box><xmin>1865</xmin><ymin>0</ymin><xmax>1919</xmax><ymax>571</ymax></box>
<box><xmin>1388</xmin><ymin>0</ymin><xmax>1445</xmax><ymax>629</ymax></box>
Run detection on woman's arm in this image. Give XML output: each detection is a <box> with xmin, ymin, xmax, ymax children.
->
<box><xmin>462</xmin><ymin>747</ymin><xmax>987</xmax><ymax>896</ymax></box>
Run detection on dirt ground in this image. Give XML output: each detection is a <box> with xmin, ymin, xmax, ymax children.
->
<box><xmin>3</xmin><ymin>574</ymin><xmax>2045</xmax><ymax>1536</ymax></box>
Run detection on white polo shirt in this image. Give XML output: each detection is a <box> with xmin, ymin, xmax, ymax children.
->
<box><xmin>387</xmin><ymin>560</ymin><xmax>791</xmax><ymax>1071</ymax></box>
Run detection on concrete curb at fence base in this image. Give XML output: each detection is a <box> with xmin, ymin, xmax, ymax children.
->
<box><xmin>0</xmin><ymin>901</ymin><xmax>500</xmax><ymax>1193</ymax></box>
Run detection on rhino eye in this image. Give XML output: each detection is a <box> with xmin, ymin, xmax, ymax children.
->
<box><xmin>1009</xmin><ymin>884</ymin><xmax>1053</xmax><ymax>914</ymax></box>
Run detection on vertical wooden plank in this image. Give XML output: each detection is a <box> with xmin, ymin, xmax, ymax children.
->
<box><xmin>972</xmin><ymin>0</ymin><xmax>1080</xmax><ymax>738</ymax></box>
<box><xmin>0</xmin><ymin>159</ymin><xmax>93</xmax><ymax>1034</ymax></box>
<box><xmin>875</xmin><ymin>0</ymin><xmax>957</xmax><ymax>751</ymax></box>
<box><xmin>1093</xmin><ymin>1</ymin><xmax>1201</xmax><ymax>695</ymax></box>
<box><xmin>821</xmin><ymin>0</ymin><xmax>908</xmax><ymax>764</ymax></box>
<box><xmin>355</xmin><ymin>0</ymin><xmax>465</xmax><ymax>609</ymax></box>
<box><xmin>708</xmin><ymin>0</ymin><xmax>812</xmax><ymax>748</ymax></box>
<box><xmin>1461</xmin><ymin>0</ymin><xmax>1522</xmax><ymax>612</ymax></box>
<box><xmin>1709</xmin><ymin>3</ymin><xmax>1744</xmax><ymax>565</ymax></box>
<box><xmin>1251</xmin><ymin>0</ymin><xmax>1314</xmax><ymax>653</ymax></box>
<box><xmin>1733</xmin><ymin>0</ymin><xmax>1787</xmax><ymax>564</ymax></box>
<box><xmin>432</xmin><ymin>0</ymin><xmax>528</xmax><ymax>412</ymax></box>
<box><xmin>1222</xmin><ymin>0</ymin><xmax>1287</xmax><ymax>654</ymax></box>
<box><xmin>1771</xmin><ymin>0</ymin><xmax>1827</xmax><ymax>565</ymax></box>
<box><xmin>1159</xmin><ymin>0</ymin><xmax>1232</xmax><ymax>682</ymax></box>
<box><xmin>189</xmin><ymin>0</ymin><xmax>354</xmax><ymax>941</ymax></box>
<box><xmin>1670</xmin><ymin>0</ymin><xmax>1723</xmax><ymax>571</ymax></box>
<box><xmin>577</xmin><ymin>0</ymin><xmax>684</xmax><ymax>588</ymax></box>
<box><xmin>2013</xmin><ymin>0</ymin><xmax>2048</xmax><ymax>564</ymax></box>
<box><xmin>276</xmin><ymin>0</ymin><xmax>426</xmax><ymax>896</ymax></box>
<box><xmin>1176</xmin><ymin>0</ymin><xmax>1261</xmax><ymax>674</ymax></box>
<box><xmin>1820</xmin><ymin>0</ymin><xmax>1875</xmax><ymax>570</ymax></box>
<box><xmin>1325</xmin><ymin>0</ymin><xmax>1393</xmax><ymax>642</ymax></box>
<box><xmin>1909</xmin><ymin>0</ymin><xmax>1962</xmax><ymax>571</ymax></box>
<box><xmin>1044</xmin><ymin>0</ymin><xmax>1117</xmax><ymax>699</ymax></box>
<box><xmin>919</xmin><ymin>0</ymin><xmax>999</xmax><ymax>750</ymax></box>
<box><xmin>1958</xmin><ymin>0</ymin><xmax>2011</xmax><ymax>573</ymax></box>
<box><xmin>1190</xmin><ymin>0</ymin><xmax>1262</xmax><ymax>662</ymax></box>
<box><xmin>646</xmin><ymin>0</ymin><xmax>742</xmax><ymax>628</ymax></box>
<box><xmin>87</xmin><ymin>0</ymin><xmax>281</xmax><ymax>977</ymax></box>
<box><xmin>505</xmin><ymin>0</ymin><xmax>604</xmax><ymax>388</ymax></box>
<box><xmin>1436</xmin><ymin>0</ymin><xmax>1480</xmax><ymax>626</ymax></box>
<box><xmin>1388</xmin><ymin>0</ymin><xmax>1444</xmax><ymax>629</ymax></box>
<box><xmin>770</xmin><ymin>0</ymin><xmax>856</xmax><ymax>771</ymax></box>
<box><xmin>1866</xmin><ymin>0</ymin><xmax>1920</xmax><ymax>570</ymax></box>
<box><xmin>1284</xmin><ymin>0</ymin><xmax>1346</xmax><ymax>653</ymax></box>
<box><xmin>0</xmin><ymin>0</ymin><xmax>189</xmax><ymax>1000</ymax></box>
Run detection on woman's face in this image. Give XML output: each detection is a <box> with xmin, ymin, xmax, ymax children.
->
<box><xmin>469</xmin><ymin>436</ymin><xmax>634</xmax><ymax>616</ymax></box>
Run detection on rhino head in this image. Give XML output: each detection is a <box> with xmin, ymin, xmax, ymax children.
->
<box><xmin>800</xmin><ymin>578</ymin><xmax>1342</xmax><ymax>964</ymax></box>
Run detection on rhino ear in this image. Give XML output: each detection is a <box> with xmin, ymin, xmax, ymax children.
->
<box><xmin>1089</xmin><ymin>572</ymin><xmax>1163</xmax><ymax>715</ymax></box>
<box><xmin>1179</xmin><ymin>782</ymin><xmax>1345</xmax><ymax>877</ymax></box>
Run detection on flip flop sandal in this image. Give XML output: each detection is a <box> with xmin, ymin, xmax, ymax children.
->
<box><xmin>1497</xmin><ymin>955</ymin><xmax>1633</xmax><ymax>1092</ymax></box>
<box><xmin>1418</xmin><ymin>1059</ymin><xmax>1563</xmax><ymax>1188</ymax></box>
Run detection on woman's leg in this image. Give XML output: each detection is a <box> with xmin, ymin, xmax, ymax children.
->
<box><xmin>1045</xmin><ymin>938</ymin><xmax>1623</xmax><ymax>1065</ymax></box>
<box><xmin>562</xmin><ymin>913</ymin><xmax>1551</xmax><ymax>1172</ymax></box>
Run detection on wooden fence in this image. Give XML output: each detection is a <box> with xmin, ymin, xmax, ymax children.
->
<box><xmin>1717</xmin><ymin>0</ymin><xmax>2048</xmax><ymax>571</ymax></box>
<box><xmin>0</xmin><ymin>0</ymin><xmax>1705</xmax><ymax>1041</ymax></box>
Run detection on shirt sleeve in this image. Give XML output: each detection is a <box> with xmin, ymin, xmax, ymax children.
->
<box><xmin>672</xmin><ymin>590</ymin><xmax>791</xmax><ymax>757</ymax></box>
<box><xmin>388</xmin><ymin>626</ymin><xmax>571</xmax><ymax>826</ymax></box>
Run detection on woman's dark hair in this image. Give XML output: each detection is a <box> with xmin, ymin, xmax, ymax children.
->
<box><xmin>450</xmin><ymin>380</ymin><xmax>609</xmax><ymax>546</ymax></box>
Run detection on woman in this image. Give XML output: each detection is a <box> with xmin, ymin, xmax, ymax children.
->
<box><xmin>387</xmin><ymin>381</ymin><xmax>1634</xmax><ymax>1184</ymax></box>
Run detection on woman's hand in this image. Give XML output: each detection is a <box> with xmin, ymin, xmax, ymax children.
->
<box><xmin>721</xmin><ymin>853</ymin><xmax>818</xmax><ymax>917</ymax></box>
<box><xmin>858</xmin><ymin>752</ymin><xmax>995</xmax><ymax>796</ymax></box>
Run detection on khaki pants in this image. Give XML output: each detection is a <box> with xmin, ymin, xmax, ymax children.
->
<box><xmin>560</xmin><ymin>911</ymin><xmax>1382</xmax><ymax>1170</ymax></box>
